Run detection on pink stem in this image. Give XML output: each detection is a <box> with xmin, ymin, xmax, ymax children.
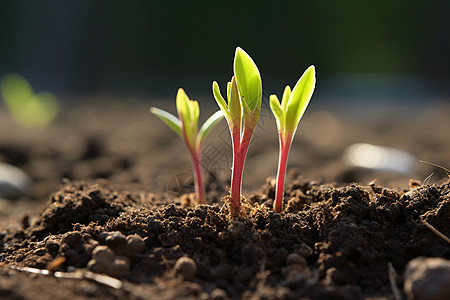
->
<box><xmin>274</xmin><ymin>135</ymin><xmax>292</xmax><ymax>213</ymax></box>
<box><xmin>229</xmin><ymin>128</ymin><xmax>252</xmax><ymax>217</ymax></box>
<box><xmin>230</xmin><ymin>129</ymin><xmax>242</xmax><ymax>217</ymax></box>
<box><xmin>180</xmin><ymin>115</ymin><xmax>205</xmax><ymax>205</ymax></box>
<box><xmin>190</xmin><ymin>150</ymin><xmax>206</xmax><ymax>204</ymax></box>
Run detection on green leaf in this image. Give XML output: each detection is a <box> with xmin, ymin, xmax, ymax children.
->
<box><xmin>281</xmin><ymin>85</ymin><xmax>291</xmax><ymax>112</ymax></box>
<box><xmin>0</xmin><ymin>74</ymin><xmax>33</xmax><ymax>109</ymax></box>
<box><xmin>196</xmin><ymin>110</ymin><xmax>224</xmax><ymax>149</ymax></box>
<box><xmin>228</xmin><ymin>76</ymin><xmax>242</xmax><ymax>127</ymax></box>
<box><xmin>212</xmin><ymin>81</ymin><xmax>230</xmax><ymax>120</ymax></box>
<box><xmin>1</xmin><ymin>74</ymin><xmax>59</xmax><ymax>128</ymax></box>
<box><xmin>176</xmin><ymin>88</ymin><xmax>191</xmax><ymax>125</ymax></box>
<box><xmin>269</xmin><ymin>95</ymin><xmax>283</xmax><ymax>131</ymax></box>
<box><xmin>189</xmin><ymin>99</ymin><xmax>200</xmax><ymax>130</ymax></box>
<box><xmin>269</xmin><ymin>95</ymin><xmax>282</xmax><ymax>120</ymax></box>
<box><xmin>233</xmin><ymin>47</ymin><xmax>262</xmax><ymax>113</ymax></box>
<box><xmin>285</xmin><ymin>65</ymin><xmax>316</xmax><ymax>134</ymax></box>
<box><xmin>150</xmin><ymin>107</ymin><xmax>182</xmax><ymax>137</ymax></box>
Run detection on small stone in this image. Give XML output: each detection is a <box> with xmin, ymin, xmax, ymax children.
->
<box><xmin>61</xmin><ymin>231</ymin><xmax>83</xmax><ymax>251</ymax></box>
<box><xmin>404</xmin><ymin>257</ymin><xmax>450</xmax><ymax>300</ymax></box>
<box><xmin>92</xmin><ymin>245</ymin><xmax>114</xmax><ymax>262</ymax></box>
<box><xmin>126</xmin><ymin>235</ymin><xmax>145</xmax><ymax>253</ymax></box>
<box><xmin>210</xmin><ymin>288</ymin><xmax>229</xmax><ymax>300</ymax></box>
<box><xmin>88</xmin><ymin>245</ymin><xmax>115</xmax><ymax>274</ymax></box>
<box><xmin>174</xmin><ymin>256</ymin><xmax>197</xmax><ymax>281</ymax></box>
<box><xmin>45</xmin><ymin>237</ymin><xmax>61</xmax><ymax>254</ymax></box>
<box><xmin>111</xmin><ymin>256</ymin><xmax>130</xmax><ymax>278</ymax></box>
<box><xmin>0</xmin><ymin>162</ymin><xmax>31</xmax><ymax>199</ymax></box>
<box><xmin>104</xmin><ymin>231</ymin><xmax>127</xmax><ymax>249</ymax></box>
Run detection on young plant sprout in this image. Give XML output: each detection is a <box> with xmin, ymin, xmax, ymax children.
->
<box><xmin>269</xmin><ymin>66</ymin><xmax>316</xmax><ymax>213</ymax></box>
<box><xmin>212</xmin><ymin>47</ymin><xmax>262</xmax><ymax>217</ymax></box>
<box><xmin>1</xmin><ymin>73</ymin><xmax>59</xmax><ymax>128</ymax></box>
<box><xmin>150</xmin><ymin>88</ymin><xmax>223</xmax><ymax>204</ymax></box>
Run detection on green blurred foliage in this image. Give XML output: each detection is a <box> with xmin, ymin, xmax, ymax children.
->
<box><xmin>1</xmin><ymin>74</ymin><xmax>59</xmax><ymax>127</ymax></box>
<box><xmin>0</xmin><ymin>0</ymin><xmax>448</xmax><ymax>94</ymax></box>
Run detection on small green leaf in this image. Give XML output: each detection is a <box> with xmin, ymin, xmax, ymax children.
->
<box><xmin>269</xmin><ymin>95</ymin><xmax>282</xmax><ymax>120</ymax></box>
<box><xmin>196</xmin><ymin>110</ymin><xmax>224</xmax><ymax>149</ymax></box>
<box><xmin>0</xmin><ymin>74</ymin><xmax>33</xmax><ymax>109</ymax></box>
<box><xmin>228</xmin><ymin>76</ymin><xmax>242</xmax><ymax>127</ymax></box>
<box><xmin>189</xmin><ymin>99</ymin><xmax>200</xmax><ymax>129</ymax></box>
<box><xmin>176</xmin><ymin>88</ymin><xmax>191</xmax><ymax>125</ymax></box>
<box><xmin>285</xmin><ymin>65</ymin><xmax>316</xmax><ymax>134</ymax></box>
<box><xmin>212</xmin><ymin>81</ymin><xmax>230</xmax><ymax>120</ymax></box>
<box><xmin>269</xmin><ymin>95</ymin><xmax>283</xmax><ymax>131</ymax></box>
<box><xmin>233</xmin><ymin>47</ymin><xmax>262</xmax><ymax>113</ymax></box>
<box><xmin>150</xmin><ymin>107</ymin><xmax>182</xmax><ymax>137</ymax></box>
<box><xmin>281</xmin><ymin>85</ymin><xmax>291</xmax><ymax>112</ymax></box>
<box><xmin>1</xmin><ymin>74</ymin><xmax>59</xmax><ymax>128</ymax></box>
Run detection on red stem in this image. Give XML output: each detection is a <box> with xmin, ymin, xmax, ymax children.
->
<box><xmin>180</xmin><ymin>115</ymin><xmax>205</xmax><ymax>205</ymax></box>
<box><xmin>190</xmin><ymin>150</ymin><xmax>206</xmax><ymax>204</ymax></box>
<box><xmin>229</xmin><ymin>128</ymin><xmax>252</xmax><ymax>217</ymax></box>
<box><xmin>274</xmin><ymin>135</ymin><xmax>292</xmax><ymax>213</ymax></box>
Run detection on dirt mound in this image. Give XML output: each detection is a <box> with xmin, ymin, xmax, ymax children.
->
<box><xmin>1</xmin><ymin>178</ymin><xmax>448</xmax><ymax>299</ymax></box>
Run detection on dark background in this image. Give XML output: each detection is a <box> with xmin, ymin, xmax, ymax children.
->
<box><xmin>0</xmin><ymin>0</ymin><xmax>449</xmax><ymax>102</ymax></box>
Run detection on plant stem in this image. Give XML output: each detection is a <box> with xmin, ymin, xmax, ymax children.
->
<box><xmin>274</xmin><ymin>135</ymin><xmax>292</xmax><ymax>213</ymax></box>
<box><xmin>229</xmin><ymin>129</ymin><xmax>252</xmax><ymax>217</ymax></box>
<box><xmin>190</xmin><ymin>150</ymin><xmax>206</xmax><ymax>204</ymax></box>
<box><xmin>230</xmin><ymin>148</ymin><xmax>243</xmax><ymax>217</ymax></box>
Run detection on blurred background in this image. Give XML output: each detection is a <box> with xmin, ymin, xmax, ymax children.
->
<box><xmin>0</xmin><ymin>0</ymin><xmax>449</xmax><ymax>224</ymax></box>
<box><xmin>0</xmin><ymin>0</ymin><xmax>449</xmax><ymax>102</ymax></box>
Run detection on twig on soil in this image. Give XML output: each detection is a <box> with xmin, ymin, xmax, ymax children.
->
<box><xmin>9</xmin><ymin>265</ymin><xmax>123</xmax><ymax>289</ymax></box>
<box><xmin>421</xmin><ymin>219</ymin><xmax>450</xmax><ymax>245</ymax></box>
<box><xmin>388</xmin><ymin>262</ymin><xmax>402</xmax><ymax>300</ymax></box>
<box><xmin>422</xmin><ymin>173</ymin><xmax>434</xmax><ymax>186</ymax></box>
<box><xmin>419</xmin><ymin>160</ymin><xmax>450</xmax><ymax>178</ymax></box>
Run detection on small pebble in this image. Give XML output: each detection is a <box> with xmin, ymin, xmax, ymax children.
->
<box><xmin>0</xmin><ymin>162</ymin><xmax>31</xmax><ymax>199</ymax></box>
<box><xmin>126</xmin><ymin>234</ymin><xmax>145</xmax><ymax>253</ymax></box>
<box><xmin>174</xmin><ymin>256</ymin><xmax>197</xmax><ymax>281</ymax></box>
<box><xmin>104</xmin><ymin>231</ymin><xmax>127</xmax><ymax>249</ymax></box>
<box><xmin>210</xmin><ymin>288</ymin><xmax>229</xmax><ymax>300</ymax></box>
<box><xmin>111</xmin><ymin>256</ymin><xmax>130</xmax><ymax>278</ymax></box>
<box><xmin>88</xmin><ymin>245</ymin><xmax>115</xmax><ymax>274</ymax></box>
<box><xmin>45</xmin><ymin>237</ymin><xmax>61</xmax><ymax>254</ymax></box>
<box><xmin>404</xmin><ymin>257</ymin><xmax>450</xmax><ymax>300</ymax></box>
<box><xmin>92</xmin><ymin>245</ymin><xmax>114</xmax><ymax>262</ymax></box>
<box><xmin>88</xmin><ymin>245</ymin><xmax>130</xmax><ymax>278</ymax></box>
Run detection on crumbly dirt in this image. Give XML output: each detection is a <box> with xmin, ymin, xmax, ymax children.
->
<box><xmin>0</xmin><ymin>178</ymin><xmax>449</xmax><ymax>300</ymax></box>
<box><xmin>0</xmin><ymin>101</ymin><xmax>449</xmax><ymax>299</ymax></box>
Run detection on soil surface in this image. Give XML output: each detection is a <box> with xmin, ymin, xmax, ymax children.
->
<box><xmin>0</xmin><ymin>99</ymin><xmax>449</xmax><ymax>299</ymax></box>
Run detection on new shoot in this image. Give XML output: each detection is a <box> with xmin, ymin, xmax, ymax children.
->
<box><xmin>212</xmin><ymin>47</ymin><xmax>262</xmax><ymax>217</ymax></box>
<box><xmin>150</xmin><ymin>88</ymin><xmax>223</xmax><ymax>204</ymax></box>
<box><xmin>269</xmin><ymin>66</ymin><xmax>316</xmax><ymax>213</ymax></box>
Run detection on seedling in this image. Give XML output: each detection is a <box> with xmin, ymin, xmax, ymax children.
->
<box><xmin>0</xmin><ymin>74</ymin><xmax>59</xmax><ymax>128</ymax></box>
<box><xmin>212</xmin><ymin>47</ymin><xmax>262</xmax><ymax>217</ymax></box>
<box><xmin>150</xmin><ymin>88</ymin><xmax>223</xmax><ymax>204</ymax></box>
<box><xmin>269</xmin><ymin>66</ymin><xmax>316</xmax><ymax>213</ymax></box>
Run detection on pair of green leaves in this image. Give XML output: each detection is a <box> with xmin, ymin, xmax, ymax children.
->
<box><xmin>212</xmin><ymin>47</ymin><xmax>262</xmax><ymax>133</ymax></box>
<box><xmin>150</xmin><ymin>88</ymin><xmax>223</xmax><ymax>152</ymax></box>
<box><xmin>0</xmin><ymin>74</ymin><xmax>59</xmax><ymax>128</ymax></box>
<box><xmin>269</xmin><ymin>66</ymin><xmax>316</xmax><ymax>138</ymax></box>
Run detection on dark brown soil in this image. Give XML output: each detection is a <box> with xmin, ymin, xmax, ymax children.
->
<box><xmin>0</xmin><ymin>100</ymin><xmax>449</xmax><ymax>299</ymax></box>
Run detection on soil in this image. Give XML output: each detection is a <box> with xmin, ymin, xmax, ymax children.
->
<box><xmin>0</xmin><ymin>99</ymin><xmax>449</xmax><ymax>299</ymax></box>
